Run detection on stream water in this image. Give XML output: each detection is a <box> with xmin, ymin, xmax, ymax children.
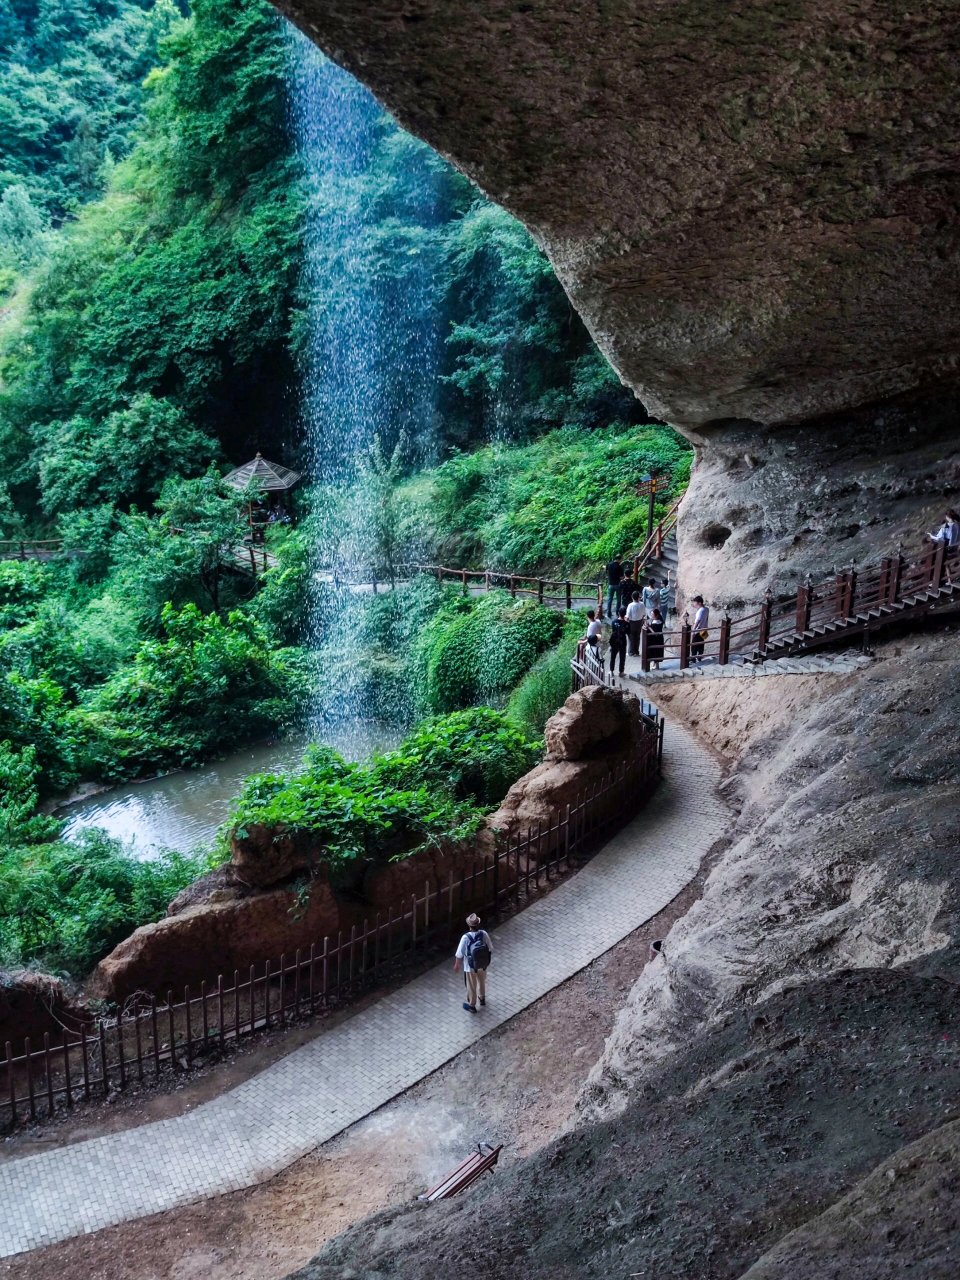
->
<box><xmin>60</xmin><ymin>722</ymin><xmax>400</xmax><ymax>861</ymax></box>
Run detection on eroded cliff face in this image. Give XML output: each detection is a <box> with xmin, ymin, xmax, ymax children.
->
<box><xmin>680</xmin><ymin>392</ymin><xmax>960</xmax><ymax>605</ymax></box>
<box><xmin>276</xmin><ymin>0</ymin><xmax>960</xmax><ymax>433</ymax></box>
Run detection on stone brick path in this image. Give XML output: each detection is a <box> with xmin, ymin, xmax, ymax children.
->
<box><xmin>0</xmin><ymin>699</ymin><xmax>727</xmax><ymax>1259</ymax></box>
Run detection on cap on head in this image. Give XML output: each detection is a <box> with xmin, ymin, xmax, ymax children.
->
<box><xmin>466</xmin><ymin>913</ymin><xmax>481</xmax><ymax>928</ymax></box>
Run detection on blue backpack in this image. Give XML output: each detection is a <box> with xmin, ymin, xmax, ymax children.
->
<box><xmin>466</xmin><ymin>930</ymin><xmax>491</xmax><ymax>970</ymax></box>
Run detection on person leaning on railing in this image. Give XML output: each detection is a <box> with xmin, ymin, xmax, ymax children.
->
<box><xmin>927</xmin><ymin>510</ymin><xmax>960</xmax><ymax>551</ymax></box>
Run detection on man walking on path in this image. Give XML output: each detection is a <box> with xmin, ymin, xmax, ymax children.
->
<box><xmin>605</xmin><ymin>554</ymin><xmax>623</xmax><ymax>620</ymax></box>
<box><xmin>454</xmin><ymin>913</ymin><xmax>493</xmax><ymax>1012</ymax></box>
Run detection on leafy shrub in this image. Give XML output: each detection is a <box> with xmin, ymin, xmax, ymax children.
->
<box><xmin>412</xmin><ymin>590</ymin><xmax>564</xmax><ymax>715</ymax></box>
<box><xmin>0</xmin><ymin>830</ymin><xmax>205</xmax><ymax>977</ymax></box>
<box><xmin>227</xmin><ymin>708</ymin><xmax>538</xmax><ymax>874</ymax></box>
<box><xmin>229</xmin><ymin>761</ymin><xmax>481</xmax><ymax>875</ymax></box>
<box><xmin>506</xmin><ymin>620</ymin><xmax>583</xmax><ymax>737</ymax></box>
<box><xmin>372</xmin><ymin>707</ymin><xmax>540</xmax><ymax>806</ymax></box>
<box><xmin>0</xmin><ymin>740</ymin><xmax>61</xmax><ymax>847</ymax></box>
<box><xmin>86</xmin><ymin>603</ymin><xmax>308</xmax><ymax>777</ymax></box>
<box><xmin>0</xmin><ymin>560</ymin><xmax>51</xmax><ymax>631</ymax></box>
<box><xmin>422</xmin><ymin>423</ymin><xmax>691</xmax><ymax>575</ymax></box>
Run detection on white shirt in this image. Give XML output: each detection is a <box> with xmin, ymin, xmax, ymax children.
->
<box><xmin>586</xmin><ymin>619</ymin><xmax>602</xmax><ymax>639</ymax></box>
<box><xmin>692</xmin><ymin>605</ymin><xmax>709</xmax><ymax>631</ymax></box>
<box><xmin>456</xmin><ymin>930</ymin><xmax>493</xmax><ymax>972</ymax></box>
<box><xmin>932</xmin><ymin>521</ymin><xmax>960</xmax><ymax>548</ymax></box>
<box><xmin>625</xmin><ymin>601</ymin><xmax>645</xmax><ymax>622</ymax></box>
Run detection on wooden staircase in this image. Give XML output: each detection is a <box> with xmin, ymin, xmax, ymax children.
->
<box><xmin>640</xmin><ymin>540</ymin><xmax>960</xmax><ymax>672</ymax></box>
<box><xmin>755</xmin><ymin>544</ymin><xmax>960</xmax><ymax>662</ymax></box>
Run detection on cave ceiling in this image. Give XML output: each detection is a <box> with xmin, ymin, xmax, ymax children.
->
<box><xmin>275</xmin><ymin>0</ymin><xmax>960</xmax><ymax>435</ymax></box>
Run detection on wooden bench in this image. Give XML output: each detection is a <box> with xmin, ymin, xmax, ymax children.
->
<box><xmin>420</xmin><ymin>1143</ymin><xmax>502</xmax><ymax>1201</ymax></box>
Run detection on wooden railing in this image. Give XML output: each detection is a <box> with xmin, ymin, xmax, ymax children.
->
<box><xmin>0</xmin><ymin>539</ymin><xmax>66</xmax><ymax>561</ymax></box>
<box><xmin>627</xmin><ymin>495</ymin><xmax>683</xmax><ymax>581</ymax></box>
<box><xmin>640</xmin><ymin>541</ymin><xmax>960</xmax><ymax>671</ymax></box>
<box><xmin>0</xmin><ymin>707</ymin><xmax>662</xmax><ymax>1132</ymax></box>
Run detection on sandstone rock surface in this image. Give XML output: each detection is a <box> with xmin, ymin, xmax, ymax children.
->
<box><xmin>278</xmin><ymin>0</ymin><xmax>960</xmax><ymax>431</ymax></box>
<box><xmin>90</xmin><ymin>877</ymin><xmax>348</xmax><ymax>1002</ymax></box>
<box><xmin>284</xmin><ymin>634</ymin><xmax>960</xmax><ymax>1280</ymax></box>
<box><xmin>487</xmin><ymin>685</ymin><xmax>648</xmax><ymax>848</ymax></box>
<box><xmin>544</xmin><ymin>683</ymin><xmax>638</xmax><ymax>761</ymax></box>
<box><xmin>0</xmin><ymin>970</ymin><xmax>89</xmax><ymax>1049</ymax></box>
<box><xmin>231</xmin><ymin>824</ymin><xmax>327</xmax><ymax>890</ymax></box>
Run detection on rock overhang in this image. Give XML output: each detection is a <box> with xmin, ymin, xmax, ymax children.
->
<box><xmin>275</xmin><ymin>0</ymin><xmax>960</xmax><ymax>432</ymax></box>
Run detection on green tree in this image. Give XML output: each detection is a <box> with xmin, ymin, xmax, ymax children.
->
<box><xmin>112</xmin><ymin>469</ymin><xmax>249</xmax><ymax>620</ymax></box>
<box><xmin>38</xmin><ymin>394</ymin><xmax>218</xmax><ymax>515</ymax></box>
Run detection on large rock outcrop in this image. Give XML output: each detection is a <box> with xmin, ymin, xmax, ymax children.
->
<box><xmin>485</xmin><ymin>684</ymin><xmax>648</xmax><ymax>849</ymax></box>
<box><xmin>278</xmin><ymin>0</ymin><xmax>960</xmax><ymax>433</ymax></box>
<box><xmin>285</xmin><ymin>635</ymin><xmax>960</xmax><ymax>1280</ymax></box>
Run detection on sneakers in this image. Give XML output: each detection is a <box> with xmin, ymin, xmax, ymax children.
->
<box><xmin>462</xmin><ymin>1002</ymin><xmax>477</xmax><ymax>1013</ymax></box>
<box><xmin>479</xmin><ymin>997</ymin><xmax>486</xmax><ymax>1006</ymax></box>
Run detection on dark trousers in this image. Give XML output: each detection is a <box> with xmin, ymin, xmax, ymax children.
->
<box><xmin>628</xmin><ymin>621</ymin><xmax>643</xmax><ymax>656</ymax></box>
<box><xmin>609</xmin><ymin>637</ymin><xmax>627</xmax><ymax>675</ymax></box>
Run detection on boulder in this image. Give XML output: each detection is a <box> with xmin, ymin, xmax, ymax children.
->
<box><xmin>545</xmin><ymin>685</ymin><xmax>643</xmax><ymax>762</ymax></box>
<box><xmin>486</xmin><ymin>687</ymin><xmax>649</xmax><ymax>851</ymax></box>
<box><xmin>0</xmin><ymin>969</ymin><xmax>90</xmax><ymax>1050</ymax></box>
<box><xmin>167</xmin><ymin>863</ymin><xmax>245</xmax><ymax>915</ymax></box>
<box><xmin>483</xmin><ymin>757</ymin><xmax>616</xmax><ymax>856</ymax></box>
<box><xmin>230</xmin><ymin>823</ymin><xmax>325</xmax><ymax>889</ymax></box>
<box><xmin>90</xmin><ymin>875</ymin><xmax>355</xmax><ymax>1002</ymax></box>
<box><xmin>361</xmin><ymin>842</ymin><xmax>496</xmax><ymax>914</ymax></box>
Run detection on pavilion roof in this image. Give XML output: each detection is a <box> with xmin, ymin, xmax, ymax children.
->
<box><xmin>223</xmin><ymin>453</ymin><xmax>302</xmax><ymax>492</ymax></box>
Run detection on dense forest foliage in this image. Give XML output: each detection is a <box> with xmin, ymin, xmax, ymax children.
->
<box><xmin>0</xmin><ymin>0</ymin><xmax>687</xmax><ymax>983</ymax></box>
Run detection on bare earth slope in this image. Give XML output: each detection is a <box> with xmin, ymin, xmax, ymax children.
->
<box><xmin>289</xmin><ymin>634</ymin><xmax>960</xmax><ymax>1278</ymax></box>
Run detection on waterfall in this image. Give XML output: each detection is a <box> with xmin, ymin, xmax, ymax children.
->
<box><xmin>286</xmin><ymin>29</ymin><xmax>440</xmax><ymax>731</ymax></box>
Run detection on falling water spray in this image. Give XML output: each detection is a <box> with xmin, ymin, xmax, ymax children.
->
<box><xmin>286</xmin><ymin>28</ymin><xmax>439</xmax><ymax>733</ymax></box>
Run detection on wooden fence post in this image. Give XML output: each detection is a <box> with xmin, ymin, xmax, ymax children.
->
<box><xmin>565</xmin><ymin>581</ymin><xmax>572</xmax><ymax>610</ymax></box>
<box><xmin>844</xmin><ymin>566</ymin><xmax>858</xmax><ymax>618</ymax></box>
<box><xmin>640</xmin><ymin>622</ymin><xmax>650</xmax><ymax>672</ymax></box>
<box><xmin>509</xmin><ymin>575</ymin><xmax>516</xmax><ymax>597</ymax></box>
<box><xmin>538</xmin><ymin>579</ymin><xmax>544</xmax><ymax>604</ymax></box>
<box><xmin>461</xmin><ymin>569</ymin><xmax>468</xmax><ymax>596</ymax></box>
<box><xmin>932</xmin><ymin>539</ymin><xmax>947</xmax><ymax>590</ymax></box>
<box><xmin>833</xmin><ymin>568</ymin><xmax>844</xmax><ymax>619</ymax></box>
<box><xmin>758</xmin><ymin>589</ymin><xmax>772</xmax><ymax>651</ymax></box>
<box><xmin>795</xmin><ymin>580</ymin><xmax>812</xmax><ymax>634</ymax></box>
<box><xmin>878</xmin><ymin>557</ymin><xmax>891</xmax><ymax>607</ymax></box>
<box><xmin>889</xmin><ymin>549</ymin><xmax>903</xmax><ymax>604</ymax></box>
<box><xmin>679</xmin><ymin>616</ymin><xmax>691</xmax><ymax>669</ymax></box>
<box><xmin>718</xmin><ymin>614</ymin><xmax>731</xmax><ymax>665</ymax></box>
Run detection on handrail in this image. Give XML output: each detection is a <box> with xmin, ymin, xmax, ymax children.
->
<box><xmin>627</xmin><ymin>495</ymin><xmax>683</xmax><ymax>575</ymax></box>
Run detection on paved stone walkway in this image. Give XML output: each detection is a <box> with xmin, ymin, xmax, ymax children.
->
<box><xmin>0</xmin><ymin>699</ymin><xmax>728</xmax><ymax>1258</ymax></box>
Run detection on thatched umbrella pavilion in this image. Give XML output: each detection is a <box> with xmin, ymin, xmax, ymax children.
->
<box><xmin>224</xmin><ymin>453</ymin><xmax>302</xmax><ymax>541</ymax></box>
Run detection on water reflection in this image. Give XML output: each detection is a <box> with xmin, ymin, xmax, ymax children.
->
<box><xmin>60</xmin><ymin>722</ymin><xmax>399</xmax><ymax>860</ymax></box>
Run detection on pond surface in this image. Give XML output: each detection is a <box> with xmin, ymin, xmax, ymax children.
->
<box><xmin>59</xmin><ymin>721</ymin><xmax>401</xmax><ymax>861</ymax></box>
